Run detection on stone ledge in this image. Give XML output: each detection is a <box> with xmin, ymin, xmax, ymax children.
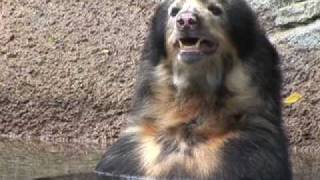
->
<box><xmin>275</xmin><ymin>0</ymin><xmax>320</xmax><ymax>27</ymax></box>
<box><xmin>271</xmin><ymin>20</ymin><xmax>320</xmax><ymax>49</ymax></box>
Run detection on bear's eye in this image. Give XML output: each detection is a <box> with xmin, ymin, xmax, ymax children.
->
<box><xmin>208</xmin><ymin>5</ymin><xmax>222</xmax><ymax>16</ymax></box>
<box><xmin>170</xmin><ymin>7</ymin><xmax>180</xmax><ymax>17</ymax></box>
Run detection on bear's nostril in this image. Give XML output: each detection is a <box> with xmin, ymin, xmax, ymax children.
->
<box><xmin>177</xmin><ymin>18</ymin><xmax>185</xmax><ymax>26</ymax></box>
<box><xmin>188</xmin><ymin>18</ymin><xmax>196</xmax><ymax>25</ymax></box>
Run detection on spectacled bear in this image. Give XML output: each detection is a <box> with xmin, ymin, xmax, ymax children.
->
<box><xmin>96</xmin><ymin>0</ymin><xmax>292</xmax><ymax>179</ymax></box>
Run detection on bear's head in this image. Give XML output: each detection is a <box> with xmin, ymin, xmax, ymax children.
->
<box><xmin>147</xmin><ymin>0</ymin><xmax>259</xmax><ymax>95</ymax></box>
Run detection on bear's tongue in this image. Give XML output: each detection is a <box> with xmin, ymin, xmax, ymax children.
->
<box><xmin>178</xmin><ymin>38</ymin><xmax>216</xmax><ymax>54</ymax></box>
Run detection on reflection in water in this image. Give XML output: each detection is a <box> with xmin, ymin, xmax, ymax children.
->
<box><xmin>34</xmin><ymin>173</ymin><xmax>96</xmax><ymax>180</ymax></box>
<box><xmin>0</xmin><ymin>138</ymin><xmax>103</xmax><ymax>180</ymax></box>
<box><xmin>35</xmin><ymin>172</ymin><xmax>146</xmax><ymax>180</ymax></box>
<box><xmin>292</xmin><ymin>150</ymin><xmax>320</xmax><ymax>180</ymax></box>
<box><xmin>0</xmin><ymin>138</ymin><xmax>319</xmax><ymax>180</ymax></box>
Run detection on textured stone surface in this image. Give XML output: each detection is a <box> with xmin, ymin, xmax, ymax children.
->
<box><xmin>275</xmin><ymin>0</ymin><xmax>320</xmax><ymax>27</ymax></box>
<box><xmin>277</xmin><ymin>43</ymin><xmax>320</xmax><ymax>148</ymax></box>
<box><xmin>246</xmin><ymin>0</ymin><xmax>307</xmax><ymax>10</ymax></box>
<box><xmin>1</xmin><ymin>0</ymin><xmax>320</xmax><ymax>151</ymax></box>
<box><xmin>0</xmin><ymin>0</ymin><xmax>157</xmax><ymax>143</ymax></box>
<box><xmin>269</xmin><ymin>0</ymin><xmax>320</xmax><ymax>150</ymax></box>
<box><xmin>246</xmin><ymin>0</ymin><xmax>278</xmax><ymax>10</ymax></box>
<box><xmin>272</xmin><ymin>20</ymin><xmax>320</xmax><ymax>49</ymax></box>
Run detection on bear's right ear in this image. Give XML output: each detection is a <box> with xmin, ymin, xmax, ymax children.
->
<box><xmin>143</xmin><ymin>2</ymin><xmax>170</xmax><ymax>66</ymax></box>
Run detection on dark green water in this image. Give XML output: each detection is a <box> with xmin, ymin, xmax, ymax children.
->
<box><xmin>0</xmin><ymin>138</ymin><xmax>319</xmax><ymax>180</ymax></box>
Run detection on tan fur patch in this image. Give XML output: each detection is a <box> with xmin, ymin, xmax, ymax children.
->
<box><xmin>224</xmin><ymin>62</ymin><xmax>261</xmax><ymax>114</ymax></box>
<box><xmin>149</xmin><ymin>64</ymin><xmax>202</xmax><ymax>128</ymax></box>
<box><xmin>137</xmin><ymin>126</ymin><xmax>238</xmax><ymax>177</ymax></box>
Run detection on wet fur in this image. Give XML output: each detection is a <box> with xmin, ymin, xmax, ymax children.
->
<box><xmin>96</xmin><ymin>0</ymin><xmax>292</xmax><ymax>179</ymax></box>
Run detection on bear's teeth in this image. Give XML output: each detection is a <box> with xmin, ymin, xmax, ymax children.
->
<box><xmin>179</xmin><ymin>40</ymin><xmax>184</xmax><ymax>48</ymax></box>
<box><xmin>179</xmin><ymin>40</ymin><xmax>201</xmax><ymax>49</ymax></box>
<box><xmin>196</xmin><ymin>39</ymin><xmax>201</xmax><ymax>48</ymax></box>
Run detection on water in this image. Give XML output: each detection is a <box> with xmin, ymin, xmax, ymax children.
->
<box><xmin>0</xmin><ymin>138</ymin><xmax>319</xmax><ymax>180</ymax></box>
<box><xmin>0</xmin><ymin>138</ymin><xmax>103</xmax><ymax>180</ymax></box>
<box><xmin>291</xmin><ymin>150</ymin><xmax>320</xmax><ymax>180</ymax></box>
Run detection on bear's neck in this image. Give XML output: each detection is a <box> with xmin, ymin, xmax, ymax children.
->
<box><xmin>172</xmin><ymin>66</ymin><xmax>228</xmax><ymax>104</ymax></box>
<box><xmin>146</xmin><ymin>60</ymin><xmax>260</xmax><ymax>130</ymax></box>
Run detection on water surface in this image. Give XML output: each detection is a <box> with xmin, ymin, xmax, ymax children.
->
<box><xmin>1</xmin><ymin>138</ymin><xmax>319</xmax><ymax>180</ymax></box>
<box><xmin>0</xmin><ymin>138</ymin><xmax>103</xmax><ymax>180</ymax></box>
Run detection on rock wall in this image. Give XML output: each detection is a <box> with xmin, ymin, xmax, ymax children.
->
<box><xmin>0</xmin><ymin>0</ymin><xmax>157</xmax><ymax>144</ymax></box>
<box><xmin>1</xmin><ymin>0</ymin><xmax>319</xmax><ymax>150</ymax></box>
<box><xmin>247</xmin><ymin>0</ymin><xmax>320</xmax><ymax>150</ymax></box>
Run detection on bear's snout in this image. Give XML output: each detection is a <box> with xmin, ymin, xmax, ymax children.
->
<box><xmin>176</xmin><ymin>12</ymin><xmax>199</xmax><ymax>31</ymax></box>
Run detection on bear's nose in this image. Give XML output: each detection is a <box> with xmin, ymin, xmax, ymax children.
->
<box><xmin>176</xmin><ymin>12</ymin><xmax>199</xmax><ymax>30</ymax></box>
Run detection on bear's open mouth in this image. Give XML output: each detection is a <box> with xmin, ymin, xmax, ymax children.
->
<box><xmin>176</xmin><ymin>37</ymin><xmax>218</xmax><ymax>54</ymax></box>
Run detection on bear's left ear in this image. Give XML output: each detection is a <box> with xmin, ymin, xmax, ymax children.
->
<box><xmin>225</xmin><ymin>1</ymin><xmax>259</xmax><ymax>58</ymax></box>
<box><xmin>144</xmin><ymin>2</ymin><xmax>170</xmax><ymax>66</ymax></box>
